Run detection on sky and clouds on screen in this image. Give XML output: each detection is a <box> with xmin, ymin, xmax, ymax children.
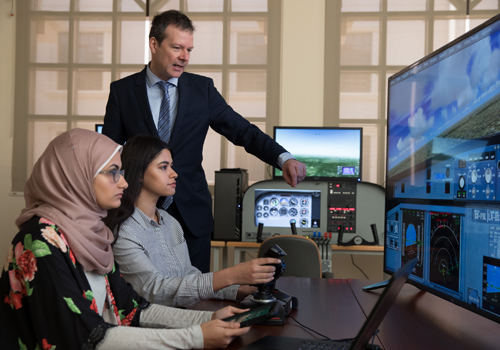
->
<box><xmin>275</xmin><ymin>128</ymin><xmax>361</xmax><ymax>159</ymax></box>
<box><xmin>388</xmin><ymin>28</ymin><xmax>500</xmax><ymax>171</ymax></box>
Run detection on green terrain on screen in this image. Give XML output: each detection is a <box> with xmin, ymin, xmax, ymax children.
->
<box><xmin>275</xmin><ymin>156</ymin><xmax>359</xmax><ymax>178</ymax></box>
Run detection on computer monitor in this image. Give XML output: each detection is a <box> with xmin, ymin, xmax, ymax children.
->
<box><xmin>273</xmin><ymin>127</ymin><xmax>362</xmax><ymax>182</ymax></box>
<box><xmin>95</xmin><ymin>124</ymin><xmax>103</xmax><ymax>134</ymax></box>
<box><xmin>384</xmin><ymin>12</ymin><xmax>500</xmax><ymax>324</ymax></box>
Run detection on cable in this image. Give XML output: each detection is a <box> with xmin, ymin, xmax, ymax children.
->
<box><xmin>351</xmin><ymin>254</ymin><xmax>369</xmax><ymax>279</ymax></box>
<box><xmin>286</xmin><ymin>315</ymin><xmax>357</xmax><ymax>343</ymax></box>
<box><xmin>368</xmin><ymin>329</ymin><xmax>381</xmax><ymax>350</ymax></box>
<box><xmin>287</xmin><ymin>315</ymin><xmax>383</xmax><ymax>348</ymax></box>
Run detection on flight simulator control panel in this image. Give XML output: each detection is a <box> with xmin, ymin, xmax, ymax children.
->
<box><xmin>385</xmin><ymin>143</ymin><xmax>500</xmax><ymax>319</ymax></box>
<box><xmin>242</xmin><ymin>181</ymin><xmax>358</xmax><ymax>242</ymax></box>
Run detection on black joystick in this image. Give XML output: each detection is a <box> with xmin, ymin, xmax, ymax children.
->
<box><xmin>248</xmin><ymin>244</ymin><xmax>286</xmax><ymax>303</ymax></box>
<box><xmin>256</xmin><ymin>222</ymin><xmax>264</xmax><ymax>243</ymax></box>
<box><xmin>240</xmin><ymin>244</ymin><xmax>298</xmax><ymax>325</ymax></box>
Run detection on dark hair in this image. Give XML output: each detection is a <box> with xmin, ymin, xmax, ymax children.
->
<box><xmin>104</xmin><ymin>135</ymin><xmax>171</xmax><ymax>242</ymax></box>
<box><xmin>149</xmin><ymin>10</ymin><xmax>195</xmax><ymax>45</ymax></box>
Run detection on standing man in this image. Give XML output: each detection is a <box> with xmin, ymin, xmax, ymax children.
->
<box><xmin>103</xmin><ymin>10</ymin><xmax>306</xmax><ymax>273</ymax></box>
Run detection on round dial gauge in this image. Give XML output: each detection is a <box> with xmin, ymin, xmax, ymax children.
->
<box><xmin>289</xmin><ymin>198</ymin><xmax>298</xmax><ymax>206</ymax></box>
<box><xmin>471</xmin><ymin>169</ymin><xmax>478</xmax><ymax>184</ymax></box>
<box><xmin>459</xmin><ymin>175</ymin><xmax>465</xmax><ymax>189</ymax></box>
<box><xmin>485</xmin><ymin>168</ymin><xmax>493</xmax><ymax>184</ymax></box>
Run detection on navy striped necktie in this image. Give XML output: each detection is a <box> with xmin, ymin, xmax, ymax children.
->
<box><xmin>157</xmin><ymin>81</ymin><xmax>174</xmax><ymax>210</ymax></box>
<box><xmin>157</xmin><ymin>81</ymin><xmax>173</xmax><ymax>144</ymax></box>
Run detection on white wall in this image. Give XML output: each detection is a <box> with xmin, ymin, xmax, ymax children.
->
<box><xmin>0</xmin><ymin>2</ymin><xmax>25</xmax><ymax>254</ymax></box>
<box><xmin>0</xmin><ymin>0</ymin><xmax>327</xmax><ymax>253</ymax></box>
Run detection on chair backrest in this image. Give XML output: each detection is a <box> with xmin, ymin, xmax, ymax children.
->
<box><xmin>257</xmin><ymin>235</ymin><xmax>322</xmax><ymax>278</ymax></box>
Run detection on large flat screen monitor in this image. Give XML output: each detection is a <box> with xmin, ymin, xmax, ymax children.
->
<box><xmin>273</xmin><ymin>127</ymin><xmax>362</xmax><ymax>182</ymax></box>
<box><xmin>384</xmin><ymin>12</ymin><xmax>500</xmax><ymax>324</ymax></box>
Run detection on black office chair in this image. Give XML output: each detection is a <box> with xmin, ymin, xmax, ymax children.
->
<box><xmin>258</xmin><ymin>235</ymin><xmax>333</xmax><ymax>278</ymax></box>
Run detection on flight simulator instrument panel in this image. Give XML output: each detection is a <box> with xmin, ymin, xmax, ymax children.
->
<box><xmin>253</xmin><ymin>183</ymin><xmax>356</xmax><ymax>234</ymax></box>
<box><xmin>385</xmin><ymin>143</ymin><xmax>500</xmax><ymax>319</ymax></box>
<box><xmin>239</xmin><ymin>180</ymin><xmax>386</xmax><ymax>244</ymax></box>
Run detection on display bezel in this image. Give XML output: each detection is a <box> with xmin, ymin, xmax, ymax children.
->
<box><xmin>384</xmin><ymin>12</ymin><xmax>500</xmax><ymax>325</ymax></box>
<box><xmin>273</xmin><ymin>126</ymin><xmax>363</xmax><ymax>182</ymax></box>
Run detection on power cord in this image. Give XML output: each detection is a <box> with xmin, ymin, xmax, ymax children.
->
<box><xmin>286</xmin><ymin>315</ymin><xmax>354</xmax><ymax>343</ymax></box>
<box><xmin>286</xmin><ymin>315</ymin><xmax>383</xmax><ymax>349</ymax></box>
<box><xmin>366</xmin><ymin>329</ymin><xmax>382</xmax><ymax>350</ymax></box>
<box><xmin>351</xmin><ymin>254</ymin><xmax>369</xmax><ymax>279</ymax></box>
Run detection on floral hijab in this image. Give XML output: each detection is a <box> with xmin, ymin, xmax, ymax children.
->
<box><xmin>15</xmin><ymin>128</ymin><xmax>122</xmax><ymax>275</ymax></box>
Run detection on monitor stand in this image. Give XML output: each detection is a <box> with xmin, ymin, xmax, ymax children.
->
<box><xmin>362</xmin><ymin>279</ymin><xmax>389</xmax><ymax>291</ymax></box>
<box><xmin>359</xmin><ymin>224</ymin><xmax>388</xmax><ymax>290</ymax></box>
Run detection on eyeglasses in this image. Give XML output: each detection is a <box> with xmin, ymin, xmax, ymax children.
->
<box><xmin>98</xmin><ymin>169</ymin><xmax>125</xmax><ymax>183</ymax></box>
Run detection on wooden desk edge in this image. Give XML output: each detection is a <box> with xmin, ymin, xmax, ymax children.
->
<box><xmin>224</xmin><ymin>241</ymin><xmax>383</xmax><ymax>252</ymax></box>
<box><xmin>331</xmin><ymin>244</ymin><xmax>384</xmax><ymax>252</ymax></box>
<box><xmin>226</xmin><ymin>241</ymin><xmax>261</xmax><ymax>248</ymax></box>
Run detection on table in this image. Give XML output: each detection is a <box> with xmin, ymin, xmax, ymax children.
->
<box><xmin>331</xmin><ymin>244</ymin><xmax>384</xmax><ymax>255</ymax></box>
<box><xmin>225</xmin><ymin>242</ymin><xmax>383</xmax><ymax>266</ymax></box>
<box><xmin>211</xmin><ymin>241</ymin><xmax>225</xmax><ymax>272</ymax></box>
<box><xmin>189</xmin><ymin>277</ymin><xmax>373</xmax><ymax>350</ymax></box>
<box><xmin>226</xmin><ymin>242</ymin><xmax>261</xmax><ymax>266</ymax></box>
<box><xmin>350</xmin><ymin>279</ymin><xmax>500</xmax><ymax>350</ymax></box>
<box><xmin>188</xmin><ymin>277</ymin><xmax>500</xmax><ymax>350</ymax></box>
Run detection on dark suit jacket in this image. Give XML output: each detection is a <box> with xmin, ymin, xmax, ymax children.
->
<box><xmin>103</xmin><ymin>67</ymin><xmax>286</xmax><ymax>237</ymax></box>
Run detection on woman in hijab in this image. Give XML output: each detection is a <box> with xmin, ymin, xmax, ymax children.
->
<box><xmin>0</xmin><ymin>128</ymin><xmax>249</xmax><ymax>350</ymax></box>
<box><xmin>105</xmin><ymin>135</ymin><xmax>280</xmax><ymax>307</ymax></box>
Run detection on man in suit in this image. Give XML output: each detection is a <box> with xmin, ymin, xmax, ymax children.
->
<box><xmin>103</xmin><ymin>10</ymin><xmax>306</xmax><ymax>273</ymax></box>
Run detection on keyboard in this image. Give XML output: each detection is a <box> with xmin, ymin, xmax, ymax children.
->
<box><xmin>296</xmin><ymin>340</ymin><xmax>350</xmax><ymax>350</ymax></box>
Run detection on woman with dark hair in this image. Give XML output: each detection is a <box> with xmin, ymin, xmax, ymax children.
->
<box><xmin>0</xmin><ymin>128</ymin><xmax>250</xmax><ymax>349</ymax></box>
<box><xmin>106</xmin><ymin>134</ymin><xmax>280</xmax><ymax>307</ymax></box>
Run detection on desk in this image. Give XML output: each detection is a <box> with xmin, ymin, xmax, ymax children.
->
<box><xmin>211</xmin><ymin>241</ymin><xmax>225</xmax><ymax>272</ymax></box>
<box><xmin>331</xmin><ymin>244</ymin><xmax>384</xmax><ymax>256</ymax></box>
<box><xmin>225</xmin><ymin>242</ymin><xmax>383</xmax><ymax>267</ymax></box>
<box><xmin>226</xmin><ymin>242</ymin><xmax>261</xmax><ymax>266</ymax></box>
<box><xmin>189</xmin><ymin>277</ymin><xmax>500</xmax><ymax>350</ymax></box>
<box><xmin>189</xmin><ymin>277</ymin><xmax>372</xmax><ymax>350</ymax></box>
<box><xmin>350</xmin><ymin>279</ymin><xmax>500</xmax><ymax>350</ymax></box>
